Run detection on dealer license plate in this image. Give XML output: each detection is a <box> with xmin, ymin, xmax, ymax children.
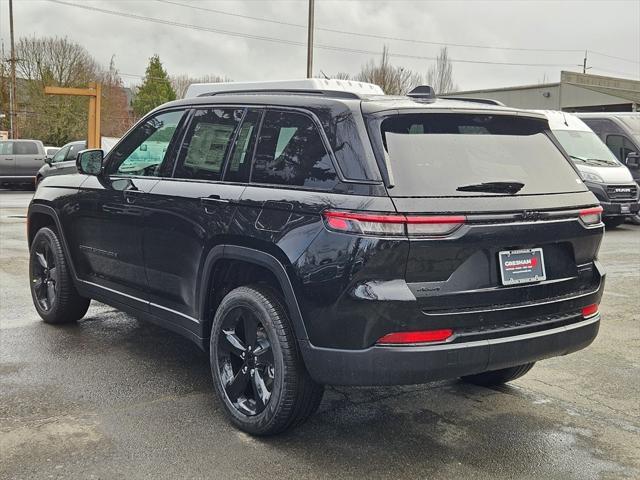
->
<box><xmin>498</xmin><ymin>248</ymin><xmax>546</xmax><ymax>286</ymax></box>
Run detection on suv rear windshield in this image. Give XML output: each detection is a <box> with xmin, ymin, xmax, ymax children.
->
<box><xmin>377</xmin><ymin>113</ymin><xmax>585</xmax><ymax>197</ymax></box>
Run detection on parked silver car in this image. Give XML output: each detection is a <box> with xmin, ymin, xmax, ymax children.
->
<box><xmin>0</xmin><ymin>139</ymin><xmax>47</xmax><ymax>187</ymax></box>
<box><xmin>36</xmin><ymin>140</ymin><xmax>86</xmax><ymax>187</ymax></box>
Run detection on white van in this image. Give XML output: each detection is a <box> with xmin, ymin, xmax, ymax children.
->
<box><xmin>536</xmin><ymin>110</ymin><xmax>639</xmax><ymax>228</ymax></box>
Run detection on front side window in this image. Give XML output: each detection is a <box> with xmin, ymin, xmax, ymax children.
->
<box><xmin>175</xmin><ymin>108</ymin><xmax>242</xmax><ymax>181</ymax></box>
<box><xmin>52</xmin><ymin>146</ymin><xmax>70</xmax><ymax>163</ymax></box>
<box><xmin>67</xmin><ymin>143</ymin><xmax>86</xmax><ymax>161</ymax></box>
<box><xmin>252</xmin><ymin>110</ymin><xmax>337</xmax><ymax>189</ymax></box>
<box><xmin>108</xmin><ymin>110</ymin><xmax>185</xmax><ymax>176</ymax></box>
<box><xmin>14</xmin><ymin>141</ymin><xmax>38</xmax><ymax>155</ymax></box>
<box><xmin>606</xmin><ymin>135</ymin><xmax>636</xmax><ymax>162</ymax></box>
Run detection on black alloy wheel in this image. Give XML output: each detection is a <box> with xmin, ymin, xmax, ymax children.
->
<box><xmin>210</xmin><ymin>285</ymin><xmax>324</xmax><ymax>435</ymax></box>
<box><xmin>29</xmin><ymin>227</ymin><xmax>90</xmax><ymax>324</ymax></box>
<box><xmin>31</xmin><ymin>238</ymin><xmax>58</xmax><ymax>312</ymax></box>
<box><xmin>216</xmin><ymin>306</ymin><xmax>276</xmax><ymax>416</ymax></box>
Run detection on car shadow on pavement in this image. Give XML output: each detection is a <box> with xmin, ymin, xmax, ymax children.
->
<box><xmin>25</xmin><ymin>306</ymin><xmax>630</xmax><ymax>480</ymax></box>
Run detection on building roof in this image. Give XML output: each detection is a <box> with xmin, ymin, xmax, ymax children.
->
<box><xmin>451</xmin><ymin>71</ymin><xmax>640</xmax><ymax>105</ymax></box>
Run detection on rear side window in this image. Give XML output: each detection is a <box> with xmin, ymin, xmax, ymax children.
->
<box><xmin>251</xmin><ymin>110</ymin><xmax>338</xmax><ymax>190</ymax></box>
<box><xmin>225</xmin><ymin>109</ymin><xmax>262</xmax><ymax>183</ymax></box>
<box><xmin>175</xmin><ymin>108</ymin><xmax>242</xmax><ymax>181</ymax></box>
<box><xmin>0</xmin><ymin>142</ymin><xmax>13</xmax><ymax>155</ymax></box>
<box><xmin>14</xmin><ymin>141</ymin><xmax>38</xmax><ymax>155</ymax></box>
<box><xmin>378</xmin><ymin>113</ymin><xmax>585</xmax><ymax>197</ymax></box>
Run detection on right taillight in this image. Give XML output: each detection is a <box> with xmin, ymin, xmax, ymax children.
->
<box><xmin>579</xmin><ymin>206</ymin><xmax>603</xmax><ymax>226</ymax></box>
<box><xmin>322</xmin><ymin>210</ymin><xmax>466</xmax><ymax>237</ymax></box>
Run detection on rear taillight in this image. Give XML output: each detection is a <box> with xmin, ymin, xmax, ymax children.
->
<box><xmin>377</xmin><ymin>329</ymin><xmax>454</xmax><ymax>345</ymax></box>
<box><xmin>323</xmin><ymin>210</ymin><xmax>465</xmax><ymax>237</ymax></box>
<box><xmin>579</xmin><ymin>206</ymin><xmax>603</xmax><ymax>226</ymax></box>
<box><xmin>582</xmin><ymin>304</ymin><xmax>599</xmax><ymax>318</ymax></box>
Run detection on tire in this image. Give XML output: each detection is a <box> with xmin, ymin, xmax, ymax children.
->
<box><xmin>29</xmin><ymin>227</ymin><xmax>90</xmax><ymax>324</ymax></box>
<box><xmin>210</xmin><ymin>285</ymin><xmax>324</xmax><ymax>436</ymax></box>
<box><xmin>461</xmin><ymin>362</ymin><xmax>535</xmax><ymax>387</ymax></box>
<box><xmin>628</xmin><ymin>214</ymin><xmax>640</xmax><ymax>225</ymax></box>
<box><xmin>604</xmin><ymin>217</ymin><xmax>626</xmax><ymax>229</ymax></box>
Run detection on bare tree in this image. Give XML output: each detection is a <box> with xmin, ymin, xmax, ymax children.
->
<box><xmin>16</xmin><ymin>36</ymin><xmax>99</xmax><ymax>87</ymax></box>
<box><xmin>170</xmin><ymin>73</ymin><xmax>232</xmax><ymax>98</ymax></box>
<box><xmin>99</xmin><ymin>56</ymin><xmax>134</xmax><ymax>137</ymax></box>
<box><xmin>355</xmin><ymin>46</ymin><xmax>422</xmax><ymax>95</ymax></box>
<box><xmin>14</xmin><ymin>36</ymin><xmax>130</xmax><ymax>144</ymax></box>
<box><xmin>425</xmin><ymin>47</ymin><xmax>457</xmax><ymax>94</ymax></box>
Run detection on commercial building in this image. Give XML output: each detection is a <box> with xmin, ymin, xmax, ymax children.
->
<box><xmin>449</xmin><ymin>71</ymin><xmax>640</xmax><ymax>112</ymax></box>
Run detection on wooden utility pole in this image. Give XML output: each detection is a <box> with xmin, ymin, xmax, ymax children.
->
<box><xmin>306</xmin><ymin>0</ymin><xmax>314</xmax><ymax>78</ymax></box>
<box><xmin>8</xmin><ymin>0</ymin><xmax>18</xmax><ymax>139</ymax></box>
<box><xmin>44</xmin><ymin>82</ymin><xmax>101</xmax><ymax>148</ymax></box>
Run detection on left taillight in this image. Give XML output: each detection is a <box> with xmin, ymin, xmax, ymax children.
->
<box><xmin>322</xmin><ymin>210</ymin><xmax>465</xmax><ymax>237</ymax></box>
<box><xmin>579</xmin><ymin>206</ymin><xmax>603</xmax><ymax>226</ymax></box>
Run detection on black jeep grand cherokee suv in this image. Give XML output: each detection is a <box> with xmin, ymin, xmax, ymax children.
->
<box><xmin>28</xmin><ymin>85</ymin><xmax>605</xmax><ymax>435</ymax></box>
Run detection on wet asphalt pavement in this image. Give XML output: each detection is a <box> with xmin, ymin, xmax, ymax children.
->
<box><xmin>1</xmin><ymin>190</ymin><xmax>639</xmax><ymax>480</ymax></box>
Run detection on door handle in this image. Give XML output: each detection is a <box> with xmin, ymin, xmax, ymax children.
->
<box><xmin>3</xmin><ymin>158</ymin><xmax>13</xmax><ymax>161</ymax></box>
<box><xmin>123</xmin><ymin>190</ymin><xmax>143</xmax><ymax>204</ymax></box>
<box><xmin>201</xmin><ymin>195</ymin><xmax>230</xmax><ymax>205</ymax></box>
<box><xmin>201</xmin><ymin>195</ymin><xmax>230</xmax><ymax>214</ymax></box>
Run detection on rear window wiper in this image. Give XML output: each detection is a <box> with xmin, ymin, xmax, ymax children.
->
<box><xmin>456</xmin><ymin>181</ymin><xmax>525</xmax><ymax>194</ymax></box>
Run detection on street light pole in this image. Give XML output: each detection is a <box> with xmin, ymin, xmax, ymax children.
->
<box><xmin>8</xmin><ymin>0</ymin><xmax>18</xmax><ymax>139</ymax></box>
<box><xmin>306</xmin><ymin>0</ymin><xmax>314</xmax><ymax>78</ymax></box>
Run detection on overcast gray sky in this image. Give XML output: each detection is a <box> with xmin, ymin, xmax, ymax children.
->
<box><xmin>1</xmin><ymin>0</ymin><xmax>639</xmax><ymax>91</ymax></box>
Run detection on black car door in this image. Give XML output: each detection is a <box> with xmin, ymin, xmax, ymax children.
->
<box><xmin>68</xmin><ymin>109</ymin><xmax>187</xmax><ymax>306</ymax></box>
<box><xmin>142</xmin><ymin>107</ymin><xmax>262</xmax><ymax>333</ymax></box>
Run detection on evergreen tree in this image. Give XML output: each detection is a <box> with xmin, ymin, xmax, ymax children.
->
<box><xmin>132</xmin><ymin>55</ymin><xmax>176</xmax><ymax>117</ymax></box>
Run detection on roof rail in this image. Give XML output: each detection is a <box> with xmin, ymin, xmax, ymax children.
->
<box><xmin>439</xmin><ymin>96</ymin><xmax>506</xmax><ymax>106</ymax></box>
<box><xmin>197</xmin><ymin>89</ymin><xmax>362</xmax><ymax>100</ymax></box>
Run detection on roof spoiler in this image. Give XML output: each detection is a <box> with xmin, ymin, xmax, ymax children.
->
<box><xmin>439</xmin><ymin>96</ymin><xmax>506</xmax><ymax>106</ymax></box>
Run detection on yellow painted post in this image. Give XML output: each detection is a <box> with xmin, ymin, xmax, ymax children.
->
<box><xmin>94</xmin><ymin>82</ymin><xmax>101</xmax><ymax>148</ymax></box>
<box><xmin>44</xmin><ymin>83</ymin><xmax>101</xmax><ymax>149</ymax></box>
<box><xmin>87</xmin><ymin>83</ymin><xmax>97</xmax><ymax>149</ymax></box>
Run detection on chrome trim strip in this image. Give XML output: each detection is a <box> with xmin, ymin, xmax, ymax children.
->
<box><xmin>423</xmin><ymin>284</ymin><xmax>601</xmax><ymax>316</ymax></box>
<box><xmin>80</xmin><ymin>280</ymin><xmax>198</xmax><ymax>323</ymax></box>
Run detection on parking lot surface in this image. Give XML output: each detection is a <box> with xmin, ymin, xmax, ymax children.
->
<box><xmin>1</xmin><ymin>189</ymin><xmax>639</xmax><ymax>479</ymax></box>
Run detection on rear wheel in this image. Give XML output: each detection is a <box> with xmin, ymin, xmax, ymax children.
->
<box><xmin>29</xmin><ymin>227</ymin><xmax>90</xmax><ymax>324</ymax></box>
<box><xmin>604</xmin><ymin>217</ymin><xmax>626</xmax><ymax>229</ymax></box>
<box><xmin>210</xmin><ymin>285</ymin><xmax>323</xmax><ymax>435</ymax></box>
<box><xmin>461</xmin><ymin>362</ymin><xmax>535</xmax><ymax>386</ymax></box>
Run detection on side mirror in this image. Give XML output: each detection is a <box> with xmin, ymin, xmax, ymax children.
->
<box><xmin>76</xmin><ymin>149</ymin><xmax>104</xmax><ymax>176</ymax></box>
<box><xmin>626</xmin><ymin>151</ymin><xmax>640</xmax><ymax>168</ymax></box>
<box><xmin>44</xmin><ymin>157</ymin><xmax>52</xmax><ymax>166</ymax></box>
<box><xmin>139</xmin><ymin>144</ymin><xmax>148</xmax><ymax>152</ymax></box>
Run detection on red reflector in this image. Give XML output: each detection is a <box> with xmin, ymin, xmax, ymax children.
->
<box><xmin>377</xmin><ymin>329</ymin><xmax>454</xmax><ymax>345</ymax></box>
<box><xmin>582</xmin><ymin>304</ymin><xmax>599</xmax><ymax>318</ymax></box>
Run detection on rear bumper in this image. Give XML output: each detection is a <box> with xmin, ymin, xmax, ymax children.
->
<box><xmin>300</xmin><ymin>315</ymin><xmax>600</xmax><ymax>386</ymax></box>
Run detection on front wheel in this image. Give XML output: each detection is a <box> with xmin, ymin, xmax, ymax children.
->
<box><xmin>29</xmin><ymin>227</ymin><xmax>90</xmax><ymax>324</ymax></box>
<box><xmin>461</xmin><ymin>362</ymin><xmax>535</xmax><ymax>386</ymax></box>
<box><xmin>210</xmin><ymin>285</ymin><xmax>323</xmax><ymax>436</ymax></box>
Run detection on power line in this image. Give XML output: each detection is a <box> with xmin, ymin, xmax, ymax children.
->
<box><xmin>156</xmin><ymin>0</ymin><xmax>582</xmax><ymax>55</ymax></box>
<box><xmin>45</xmin><ymin>0</ymin><xmax>581</xmax><ymax>69</ymax></box>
